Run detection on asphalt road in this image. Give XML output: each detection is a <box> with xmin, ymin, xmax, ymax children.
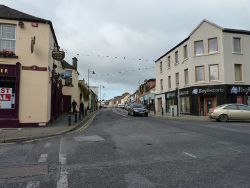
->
<box><xmin>1</xmin><ymin>108</ymin><xmax>250</xmax><ymax>188</ymax></box>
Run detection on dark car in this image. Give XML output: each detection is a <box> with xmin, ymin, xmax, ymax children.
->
<box><xmin>128</xmin><ymin>103</ymin><xmax>148</xmax><ymax>117</ymax></box>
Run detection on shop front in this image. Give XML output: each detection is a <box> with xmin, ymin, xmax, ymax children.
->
<box><xmin>0</xmin><ymin>63</ymin><xmax>21</xmax><ymax>127</ymax></box>
<box><xmin>165</xmin><ymin>91</ymin><xmax>175</xmax><ymax>113</ymax></box>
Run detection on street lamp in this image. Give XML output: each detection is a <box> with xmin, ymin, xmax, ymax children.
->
<box><xmin>88</xmin><ymin>69</ymin><xmax>95</xmax><ymax>88</ymax></box>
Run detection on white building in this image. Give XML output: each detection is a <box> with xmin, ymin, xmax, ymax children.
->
<box><xmin>155</xmin><ymin>19</ymin><xmax>250</xmax><ymax>116</ymax></box>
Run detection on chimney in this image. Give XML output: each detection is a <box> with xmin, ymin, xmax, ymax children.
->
<box><xmin>72</xmin><ymin>57</ymin><xmax>78</xmax><ymax>70</ymax></box>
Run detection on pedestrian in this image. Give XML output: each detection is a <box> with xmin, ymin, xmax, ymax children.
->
<box><xmin>72</xmin><ymin>100</ymin><xmax>78</xmax><ymax>113</ymax></box>
<box><xmin>80</xmin><ymin>101</ymin><xmax>84</xmax><ymax>117</ymax></box>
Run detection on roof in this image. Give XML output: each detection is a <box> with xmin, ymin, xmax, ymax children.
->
<box><xmin>155</xmin><ymin>19</ymin><xmax>250</xmax><ymax>62</ymax></box>
<box><xmin>0</xmin><ymin>5</ymin><xmax>58</xmax><ymax>46</ymax></box>
<box><xmin>61</xmin><ymin>60</ymin><xmax>75</xmax><ymax>70</ymax></box>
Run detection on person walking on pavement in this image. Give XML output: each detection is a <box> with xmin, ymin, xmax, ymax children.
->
<box><xmin>72</xmin><ymin>99</ymin><xmax>78</xmax><ymax>113</ymax></box>
<box><xmin>79</xmin><ymin>101</ymin><xmax>84</xmax><ymax>117</ymax></box>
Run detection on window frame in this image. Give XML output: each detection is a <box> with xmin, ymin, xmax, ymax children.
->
<box><xmin>160</xmin><ymin>79</ymin><xmax>163</xmax><ymax>91</ymax></box>
<box><xmin>194</xmin><ymin>40</ymin><xmax>204</xmax><ymax>56</ymax></box>
<box><xmin>233</xmin><ymin>37</ymin><xmax>241</xmax><ymax>53</ymax></box>
<box><xmin>195</xmin><ymin>65</ymin><xmax>205</xmax><ymax>82</ymax></box>
<box><xmin>167</xmin><ymin>56</ymin><xmax>171</xmax><ymax>69</ymax></box>
<box><xmin>184</xmin><ymin>69</ymin><xmax>188</xmax><ymax>85</ymax></box>
<box><xmin>175</xmin><ymin>72</ymin><xmax>179</xmax><ymax>88</ymax></box>
<box><xmin>234</xmin><ymin>64</ymin><xmax>243</xmax><ymax>81</ymax></box>
<box><xmin>175</xmin><ymin>51</ymin><xmax>179</xmax><ymax>64</ymax></box>
<box><xmin>209</xmin><ymin>64</ymin><xmax>219</xmax><ymax>81</ymax></box>
<box><xmin>208</xmin><ymin>37</ymin><xmax>218</xmax><ymax>54</ymax></box>
<box><xmin>183</xmin><ymin>45</ymin><xmax>188</xmax><ymax>59</ymax></box>
<box><xmin>168</xmin><ymin>76</ymin><xmax>171</xmax><ymax>89</ymax></box>
<box><xmin>0</xmin><ymin>24</ymin><xmax>16</xmax><ymax>53</ymax></box>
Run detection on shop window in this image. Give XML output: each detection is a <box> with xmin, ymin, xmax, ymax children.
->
<box><xmin>0</xmin><ymin>79</ymin><xmax>16</xmax><ymax>109</ymax></box>
<box><xmin>181</xmin><ymin>96</ymin><xmax>190</xmax><ymax>113</ymax></box>
<box><xmin>234</xmin><ymin>64</ymin><xmax>242</xmax><ymax>81</ymax></box>
<box><xmin>194</xmin><ymin>40</ymin><xmax>204</xmax><ymax>56</ymax></box>
<box><xmin>0</xmin><ymin>24</ymin><xmax>16</xmax><ymax>52</ymax></box>
<box><xmin>209</xmin><ymin>65</ymin><xmax>219</xmax><ymax>81</ymax></box>
<box><xmin>195</xmin><ymin>66</ymin><xmax>205</xmax><ymax>81</ymax></box>
<box><xmin>208</xmin><ymin>38</ymin><xmax>218</xmax><ymax>53</ymax></box>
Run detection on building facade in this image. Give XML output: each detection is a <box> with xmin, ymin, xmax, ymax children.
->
<box><xmin>155</xmin><ymin>20</ymin><xmax>250</xmax><ymax>116</ymax></box>
<box><xmin>0</xmin><ymin>5</ymin><xmax>63</xmax><ymax>127</ymax></box>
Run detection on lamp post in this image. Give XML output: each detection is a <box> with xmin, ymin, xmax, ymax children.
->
<box><xmin>100</xmin><ymin>85</ymin><xmax>104</xmax><ymax>107</ymax></box>
<box><xmin>87</xmin><ymin>69</ymin><xmax>95</xmax><ymax>88</ymax></box>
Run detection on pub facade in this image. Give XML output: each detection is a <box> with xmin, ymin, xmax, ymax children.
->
<box><xmin>0</xmin><ymin>5</ymin><xmax>63</xmax><ymax>127</ymax></box>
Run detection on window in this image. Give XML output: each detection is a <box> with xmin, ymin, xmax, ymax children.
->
<box><xmin>209</xmin><ymin>65</ymin><xmax>219</xmax><ymax>81</ymax></box>
<box><xmin>175</xmin><ymin>51</ymin><xmax>179</xmax><ymax>64</ymax></box>
<box><xmin>224</xmin><ymin>104</ymin><xmax>238</xmax><ymax>110</ymax></box>
<box><xmin>208</xmin><ymin>38</ymin><xmax>218</xmax><ymax>53</ymax></box>
<box><xmin>181</xmin><ymin>96</ymin><xmax>190</xmax><ymax>113</ymax></box>
<box><xmin>160</xmin><ymin>61</ymin><xmax>163</xmax><ymax>73</ymax></box>
<box><xmin>234</xmin><ymin>64</ymin><xmax>242</xmax><ymax>81</ymax></box>
<box><xmin>0</xmin><ymin>24</ymin><xmax>16</xmax><ymax>52</ymax></box>
<box><xmin>183</xmin><ymin>45</ymin><xmax>188</xmax><ymax>59</ymax></box>
<box><xmin>160</xmin><ymin>79</ymin><xmax>163</xmax><ymax>91</ymax></box>
<box><xmin>194</xmin><ymin>40</ymin><xmax>204</xmax><ymax>56</ymax></box>
<box><xmin>167</xmin><ymin>56</ymin><xmax>171</xmax><ymax>68</ymax></box>
<box><xmin>184</xmin><ymin>69</ymin><xmax>188</xmax><ymax>85</ymax></box>
<box><xmin>233</xmin><ymin>37</ymin><xmax>241</xmax><ymax>53</ymax></box>
<box><xmin>64</xmin><ymin>70</ymin><xmax>73</xmax><ymax>86</ymax></box>
<box><xmin>168</xmin><ymin>76</ymin><xmax>171</xmax><ymax>89</ymax></box>
<box><xmin>238</xmin><ymin>105</ymin><xmax>250</xmax><ymax>111</ymax></box>
<box><xmin>195</xmin><ymin>66</ymin><xmax>205</xmax><ymax>81</ymax></box>
<box><xmin>175</xmin><ymin>72</ymin><xmax>179</xmax><ymax>87</ymax></box>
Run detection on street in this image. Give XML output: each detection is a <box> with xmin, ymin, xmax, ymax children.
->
<box><xmin>1</xmin><ymin>108</ymin><xmax>250</xmax><ymax>188</ymax></box>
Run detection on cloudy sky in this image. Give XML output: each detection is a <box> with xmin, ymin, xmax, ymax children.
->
<box><xmin>2</xmin><ymin>0</ymin><xmax>250</xmax><ymax>99</ymax></box>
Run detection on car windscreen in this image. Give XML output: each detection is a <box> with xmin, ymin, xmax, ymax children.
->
<box><xmin>133</xmin><ymin>104</ymin><xmax>144</xmax><ymax>108</ymax></box>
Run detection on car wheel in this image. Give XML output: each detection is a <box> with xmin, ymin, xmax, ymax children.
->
<box><xmin>128</xmin><ymin>111</ymin><xmax>130</xmax><ymax>115</ymax></box>
<box><xmin>218</xmin><ymin>114</ymin><xmax>228</xmax><ymax>122</ymax></box>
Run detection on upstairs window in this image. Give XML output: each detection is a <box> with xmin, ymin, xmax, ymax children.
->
<box><xmin>160</xmin><ymin>79</ymin><xmax>163</xmax><ymax>91</ymax></box>
<box><xmin>209</xmin><ymin>64</ymin><xmax>219</xmax><ymax>81</ymax></box>
<box><xmin>208</xmin><ymin>38</ymin><xmax>218</xmax><ymax>53</ymax></box>
<box><xmin>233</xmin><ymin>37</ymin><xmax>241</xmax><ymax>53</ymax></box>
<box><xmin>184</xmin><ymin>69</ymin><xmax>189</xmax><ymax>85</ymax></box>
<box><xmin>234</xmin><ymin>64</ymin><xmax>242</xmax><ymax>81</ymax></box>
<box><xmin>195</xmin><ymin>66</ymin><xmax>205</xmax><ymax>81</ymax></box>
<box><xmin>183</xmin><ymin>45</ymin><xmax>188</xmax><ymax>59</ymax></box>
<box><xmin>0</xmin><ymin>24</ymin><xmax>16</xmax><ymax>52</ymax></box>
<box><xmin>175</xmin><ymin>72</ymin><xmax>179</xmax><ymax>87</ymax></box>
<box><xmin>194</xmin><ymin>40</ymin><xmax>204</xmax><ymax>56</ymax></box>
<box><xmin>167</xmin><ymin>56</ymin><xmax>171</xmax><ymax>68</ymax></box>
<box><xmin>160</xmin><ymin>61</ymin><xmax>163</xmax><ymax>73</ymax></box>
<box><xmin>168</xmin><ymin>76</ymin><xmax>171</xmax><ymax>89</ymax></box>
<box><xmin>175</xmin><ymin>51</ymin><xmax>179</xmax><ymax>64</ymax></box>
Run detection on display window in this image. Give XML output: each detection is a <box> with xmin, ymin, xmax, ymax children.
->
<box><xmin>0</xmin><ymin>78</ymin><xmax>15</xmax><ymax>109</ymax></box>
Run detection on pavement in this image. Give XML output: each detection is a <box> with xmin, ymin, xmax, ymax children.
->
<box><xmin>0</xmin><ymin>111</ymin><xmax>97</xmax><ymax>143</ymax></box>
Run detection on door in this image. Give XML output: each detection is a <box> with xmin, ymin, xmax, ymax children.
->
<box><xmin>238</xmin><ymin>105</ymin><xmax>250</xmax><ymax>120</ymax></box>
<box><xmin>157</xmin><ymin>98</ymin><xmax>162</xmax><ymax>112</ymax></box>
<box><xmin>204</xmin><ymin>97</ymin><xmax>216</xmax><ymax>116</ymax></box>
<box><xmin>63</xmin><ymin>95</ymin><xmax>71</xmax><ymax>113</ymax></box>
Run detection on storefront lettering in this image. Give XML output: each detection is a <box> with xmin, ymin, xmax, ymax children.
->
<box><xmin>0</xmin><ymin>68</ymin><xmax>8</xmax><ymax>74</ymax></box>
<box><xmin>192</xmin><ymin>88</ymin><xmax>224</xmax><ymax>95</ymax></box>
<box><xmin>230</xmin><ymin>86</ymin><xmax>250</xmax><ymax>94</ymax></box>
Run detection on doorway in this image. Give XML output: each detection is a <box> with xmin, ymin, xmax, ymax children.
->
<box><xmin>63</xmin><ymin>95</ymin><xmax>72</xmax><ymax>113</ymax></box>
<box><xmin>157</xmin><ymin>98</ymin><xmax>162</xmax><ymax>112</ymax></box>
<box><xmin>204</xmin><ymin>96</ymin><xmax>216</xmax><ymax>116</ymax></box>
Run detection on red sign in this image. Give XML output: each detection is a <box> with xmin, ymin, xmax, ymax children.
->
<box><xmin>0</xmin><ymin>88</ymin><xmax>12</xmax><ymax>109</ymax></box>
<box><xmin>0</xmin><ymin>94</ymin><xmax>11</xmax><ymax>101</ymax></box>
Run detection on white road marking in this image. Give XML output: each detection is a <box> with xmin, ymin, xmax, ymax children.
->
<box><xmin>112</xmin><ymin>109</ymin><xmax>127</xmax><ymax>117</ymax></box>
<box><xmin>57</xmin><ymin>168</ymin><xmax>68</xmax><ymax>188</ymax></box>
<box><xmin>183</xmin><ymin>152</ymin><xmax>197</xmax><ymax>158</ymax></box>
<box><xmin>38</xmin><ymin>154</ymin><xmax>48</xmax><ymax>163</ymax></box>
<box><xmin>26</xmin><ymin>181</ymin><xmax>40</xmax><ymax>188</ymax></box>
<box><xmin>216</xmin><ymin>141</ymin><xmax>230</xmax><ymax>145</ymax></box>
<box><xmin>74</xmin><ymin>135</ymin><xmax>105</xmax><ymax>142</ymax></box>
<box><xmin>44</xmin><ymin>142</ymin><xmax>51</xmax><ymax>148</ymax></box>
<box><xmin>227</xmin><ymin>147</ymin><xmax>242</xmax><ymax>153</ymax></box>
<box><xmin>57</xmin><ymin>138</ymin><xmax>68</xmax><ymax>188</ymax></box>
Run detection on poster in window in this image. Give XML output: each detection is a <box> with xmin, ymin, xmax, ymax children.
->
<box><xmin>0</xmin><ymin>88</ymin><xmax>12</xmax><ymax>109</ymax></box>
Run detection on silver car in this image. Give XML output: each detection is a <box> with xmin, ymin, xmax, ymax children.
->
<box><xmin>209</xmin><ymin>104</ymin><xmax>250</xmax><ymax>122</ymax></box>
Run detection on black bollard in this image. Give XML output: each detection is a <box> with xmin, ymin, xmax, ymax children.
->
<box><xmin>75</xmin><ymin>113</ymin><xmax>77</xmax><ymax>123</ymax></box>
<box><xmin>68</xmin><ymin>114</ymin><xmax>71</xmax><ymax>126</ymax></box>
<box><xmin>79</xmin><ymin>111</ymin><xmax>81</xmax><ymax>120</ymax></box>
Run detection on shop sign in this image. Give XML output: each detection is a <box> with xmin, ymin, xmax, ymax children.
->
<box><xmin>179</xmin><ymin>90</ymin><xmax>189</xmax><ymax>96</ymax></box>
<box><xmin>0</xmin><ymin>68</ymin><xmax>8</xmax><ymax>75</ymax></box>
<box><xmin>52</xmin><ymin>50</ymin><xmax>65</xmax><ymax>61</ymax></box>
<box><xmin>192</xmin><ymin>88</ymin><xmax>224</xmax><ymax>95</ymax></box>
<box><xmin>230</xmin><ymin>86</ymin><xmax>250</xmax><ymax>94</ymax></box>
<box><xmin>0</xmin><ymin>65</ymin><xmax>17</xmax><ymax>77</ymax></box>
<box><xmin>166</xmin><ymin>92</ymin><xmax>175</xmax><ymax>99</ymax></box>
<box><xmin>0</xmin><ymin>88</ymin><xmax>12</xmax><ymax>109</ymax></box>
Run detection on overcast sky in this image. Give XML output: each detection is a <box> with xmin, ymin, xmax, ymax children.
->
<box><xmin>2</xmin><ymin>0</ymin><xmax>250</xmax><ymax>99</ymax></box>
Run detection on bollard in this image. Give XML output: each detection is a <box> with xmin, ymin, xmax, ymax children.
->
<box><xmin>162</xmin><ymin>107</ymin><xmax>164</xmax><ymax>116</ymax></box>
<box><xmin>75</xmin><ymin>113</ymin><xmax>77</xmax><ymax>123</ymax></box>
<box><xmin>79</xmin><ymin>112</ymin><xmax>81</xmax><ymax>120</ymax></box>
<box><xmin>68</xmin><ymin>114</ymin><xmax>71</xmax><ymax>126</ymax></box>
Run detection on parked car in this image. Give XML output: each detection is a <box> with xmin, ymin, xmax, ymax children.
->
<box><xmin>128</xmin><ymin>103</ymin><xmax>148</xmax><ymax>117</ymax></box>
<box><xmin>124</xmin><ymin>104</ymin><xmax>130</xmax><ymax>111</ymax></box>
<box><xmin>117</xmin><ymin>104</ymin><xmax>125</xmax><ymax>108</ymax></box>
<box><xmin>209</xmin><ymin>104</ymin><xmax>250</xmax><ymax>122</ymax></box>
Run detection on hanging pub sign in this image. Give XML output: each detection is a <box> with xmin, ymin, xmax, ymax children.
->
<box><xmin>52</xmin><ymin>50</ymin><xmax>65</xmax><ymax>61</ymax></box>
<box><xmin>0</xmin><ymin>88</ymin><xmax>12</xmax><ymax>109</ymax></box>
